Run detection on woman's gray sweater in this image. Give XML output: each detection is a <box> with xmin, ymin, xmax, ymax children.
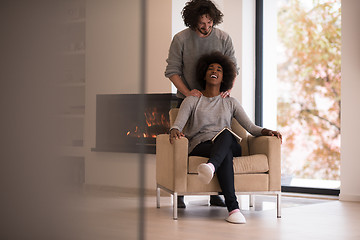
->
<box><xmin>171</xmin><ymin>95</ymin><xmax>264</xmax><ymax>153</ymax></box>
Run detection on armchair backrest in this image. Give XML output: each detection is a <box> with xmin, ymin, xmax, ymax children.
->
<box><xmin>169</xmin><ymin>108</ymin><xmax>249</xmax><ymax>156</ymax></box>
<box><xmin>169</xmin><ymin>108</ymin><xmax>179</xmax><ymax>126</ymax></box>
<box><xmin>231</xmin><ymin>119</ymin><xmax>249</xmax><ymax>156</ymax></box>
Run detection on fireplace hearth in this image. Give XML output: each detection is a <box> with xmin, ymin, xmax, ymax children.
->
<box><xmin>92</xmin><ymin>94</ymin><xmax>177</xmax><ymax>154</ymax></box>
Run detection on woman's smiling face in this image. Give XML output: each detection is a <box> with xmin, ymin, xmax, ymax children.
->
<box><xmin>205</xmin><ymin>63</ymin><xmax>223</xmax><ymax>86</ymax></box>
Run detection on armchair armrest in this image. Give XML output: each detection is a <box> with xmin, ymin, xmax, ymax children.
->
<box><xmin>248</xmin><ymin>136</ymin><xmax>281</xmax><ymax>191</ymax></box>
<box><xmin>156</xmin><ymin>134</ymin><xmax>189</xmax><ymax>193</ymax></box>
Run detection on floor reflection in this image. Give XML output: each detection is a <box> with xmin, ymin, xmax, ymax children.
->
<box><xmin>185</xmin><ymin>194</ymin><xmax>332</xmax><ymax>212</ymax></box>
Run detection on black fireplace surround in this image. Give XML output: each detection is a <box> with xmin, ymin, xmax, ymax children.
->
<box><xmin>92</xmin><ymin>93</ymin><xmax>177</xmax><ymax>154</ymax></box>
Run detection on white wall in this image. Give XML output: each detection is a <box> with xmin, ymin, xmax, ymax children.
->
<box><xmin>340</xmin><ymin>0</ymin><xmax>360</xmax><ymax>202</ymax></box>
<box><xmin>262</xmin><ymin>0</ymin><xmax>278</xmax><ymax>130</ymax></box>
<box><xmin>84</xmin><ymin>0</ymin><xmax>172</xmax><ymax>190</ymax></box>
<box><xmin>146</xmin><ymin>0</ymin><xmax>173</xmax><ymax>94</ymax></box>
<box><xmin>85</xmin><ymin>0</ymin><xmax>141</xmax><ymax>189</ymax></box>
<box><xmin>223</xmin><ymin>0</ymin><xmax>256</xmax><ymax>120</ymax></box>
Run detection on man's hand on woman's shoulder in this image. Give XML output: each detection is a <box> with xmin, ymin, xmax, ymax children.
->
<box><xmin>186</xmin><ymin>89</ymin><xmax>203</xmax><ymax>98</ymax></box>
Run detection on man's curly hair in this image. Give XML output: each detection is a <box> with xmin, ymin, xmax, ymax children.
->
<box><xmin>182</xmin><ymin>0</ymin><xmax>223</xmax><ymax>30</ymax></box>
<box><xmin>196</xmin><ymin>52</ymin><xmax>236</xmax><ymax>92</ymax></box>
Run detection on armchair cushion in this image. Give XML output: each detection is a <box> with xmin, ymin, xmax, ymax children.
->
<box><xmin>188</xmin><ymin>154</ymin><xmax>269</xmax><ymax>174</ymax></box>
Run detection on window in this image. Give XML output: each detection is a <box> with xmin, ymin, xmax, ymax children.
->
<box><xmin>260</xmin><ymin>0</ymin><xmax>341</xmax><ymax>194</ymax></box>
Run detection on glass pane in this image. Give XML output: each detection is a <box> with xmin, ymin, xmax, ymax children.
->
<box><xmin>264</xmin><ymin>0</ymin><xmax>341</xmax><ymax>190</ymax></box>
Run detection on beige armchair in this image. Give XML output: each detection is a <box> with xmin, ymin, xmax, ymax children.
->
<box><xmin>156</xmin><ymin>108</ymin><xmax>282</xmax><ymax>219</ymax></box>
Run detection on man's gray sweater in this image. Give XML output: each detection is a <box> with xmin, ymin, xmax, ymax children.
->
<box><xmin>165</xmin><ymin>28</ymin><xmax>238</xmax><ymax>99</ymax></box>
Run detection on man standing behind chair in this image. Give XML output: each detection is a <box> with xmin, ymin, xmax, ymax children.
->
<box><xmin>165</xmin><ymin>0</ymin><xmax>238</xmax><ymax>208</ymax></box>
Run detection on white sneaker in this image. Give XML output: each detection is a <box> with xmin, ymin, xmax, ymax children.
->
<box><xmin>225</xmin><ymin>211</ymin><xmax>246</xmax><ymax>224</ymax></box>
<box><xmin>197</xmin><ymin>163</ymin><xmax>214</xmax><ymax>184</ymax></box>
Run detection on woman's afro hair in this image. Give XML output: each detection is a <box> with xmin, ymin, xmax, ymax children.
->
<box><xmin>196</xmin><ymin>51</ymin><xmax>237</xmax><ymax>92</ymax></box>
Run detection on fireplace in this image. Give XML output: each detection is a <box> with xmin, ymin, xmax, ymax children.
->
<box><xmin>92</xmin><ymin>93</ymin><xmax>177</xmax><ymax>154</ymax></box>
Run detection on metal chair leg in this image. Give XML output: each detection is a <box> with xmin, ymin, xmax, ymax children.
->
<box><xmin>277</xmin><ymin>193</ymin><xmax>282</xmax><ymax>218</ymax></box>
<box><xmin>173</xmin><ymin>192</ymin><xmax>178</xmax><ymax>220</ymax></box>
<box><xmin>249</xmin><ymin>194</ymin><xmax>255</xmax><ymax>208</ymax></box>
<box><xmin>156</xmin><ymin>187</ymin><xmax>160</xmax><ymax>208</ymax></box>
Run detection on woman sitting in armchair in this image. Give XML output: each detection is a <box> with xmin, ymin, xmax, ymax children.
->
<box><xmin>169</xmin><ymin>51</ymin><xmax>282</xmax><ymax>224</ymax></box>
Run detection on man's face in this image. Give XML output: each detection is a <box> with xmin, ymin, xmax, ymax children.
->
<box><xmin>196</xmin><ymin>14</ymin><xmax>213</xmax><ymax>37</ymax></box>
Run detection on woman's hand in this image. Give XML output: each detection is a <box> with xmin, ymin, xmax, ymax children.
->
<box><xmin>261</xmin><ymin>128</ymin><xmax>283</xmax><ymax>143</ymax></box>
<box><xmin>186</xmin><ymin>89</ymin><xmax>203</xmax><ymax>98</ymax></box>
<box><xmin>220</xmin><ymin>89</ymin><xmax>231</xmax><ymax>98</ymax></box>
<box><xmin>169</xmin><ymin>129</ymin><xmax>185</xmax><ymax>144</ymax></box>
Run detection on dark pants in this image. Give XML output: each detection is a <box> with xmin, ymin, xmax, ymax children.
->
<box><xmin>189</xmin><ymin>130</ymin><xmax>242</xmax><ymax>212</ymax></box>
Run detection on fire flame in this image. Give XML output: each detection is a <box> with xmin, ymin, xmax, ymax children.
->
<box><xmin>126</xmin><ymin>108</ymin><xmax>169</xmax><ymax>138</ymax></box>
